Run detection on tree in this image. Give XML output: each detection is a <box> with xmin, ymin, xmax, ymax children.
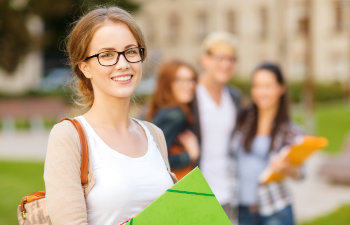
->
<box><xmin>0</xmin><ymin>0</ymin><xmax>140</xmax><ymax>75</ymax></box>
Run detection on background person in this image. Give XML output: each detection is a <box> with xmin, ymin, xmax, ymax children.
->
<box><xmin>231</xmin><ymin>62</ymin><xmax>303</xmax><ymax>225</ymax></box>
<box><xmin>146</xmin><ymin>60</ymin><xmax>200</xmax><ymax>179</ymax></box>
<box><xmin>192</xmin><ymin>31</ymin><xmax>241</xmax><ymax>221</ymax></box>
<box><xmin>44</xmin><ymin>7</ymin><xmax>176</xmax><ymax>225</ymax></box>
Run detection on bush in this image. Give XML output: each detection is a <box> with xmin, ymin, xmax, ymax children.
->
<box><xmin>0</xmin><ymin>117</ymin><xmax>59</xmax><ymax>131</ymax></box>
<box><xmin>15</xmin><ymin>119</ymin><xmax>30</xmax><ymax>130</ymax></box>
<box><xmin>43</xmin><ymin>118</ymin><xmax>58</xmax><ymax>129</ymax></box>
<box><xmin>0</xmin><ymin>87</ymin><xmax>72</xmax><ymax>104</ymax></box>
<box><xmin>230</xmin><ymin>80</ymin><xmax>347</xmax><ymax>103</ymax></box>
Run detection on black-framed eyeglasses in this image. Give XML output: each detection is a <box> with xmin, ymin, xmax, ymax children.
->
<box><xmin>207</xmin><ymin>51</ymin><xmax>237</xmax><ymax>64</ymax></box>
<box><xmin>84</xmin><ymin>47</ymin><xmax>145</xmax><ymax>66</ymax></box>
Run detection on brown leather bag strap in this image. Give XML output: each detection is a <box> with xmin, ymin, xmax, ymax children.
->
<box><xmin>60</xmin><ymin>118</ymin><xmax>89</xmax><ymax>185</ymax></box>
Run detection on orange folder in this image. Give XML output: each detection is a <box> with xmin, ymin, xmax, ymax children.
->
<box><xmin>259</xmin><ymin>136</ymin><xmax>328</xmax><ymax>185</ymax></box>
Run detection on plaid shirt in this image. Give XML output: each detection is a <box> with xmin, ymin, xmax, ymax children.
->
<box><xmin>230</xmin><ymin>122</ymin><xmax>303</xmax><ymax>216</ymax></box>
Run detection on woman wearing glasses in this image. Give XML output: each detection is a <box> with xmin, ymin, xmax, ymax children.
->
<box><xmin>146</xmin><ymin>60</ymin><xmax>200</xmax><ymax>180</ymax></box>
<box><xmin>44</xmin><ymin>7</ymin><xmax>176</xmax><ymax>225</ymax></box>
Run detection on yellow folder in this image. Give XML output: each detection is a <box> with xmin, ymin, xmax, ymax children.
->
<box><xmin>259</xmin><ymin>136</ymin><xmax>328</xmax><ymax>185</ymax></box>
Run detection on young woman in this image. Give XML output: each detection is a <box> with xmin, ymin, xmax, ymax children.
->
<box><xmin>231</xmin><ymin>63</ymin><xmax>303</xmax><ymax>225</ymax></box>
<box><xmin>44</xmin><ymin>7</ymin><xmax>176</xmax><ymax>225</ymax></box>
<box><xmin>146</xmin><ymin>60</ymin><xmax>200</xmax><ymax>179</ymax></box>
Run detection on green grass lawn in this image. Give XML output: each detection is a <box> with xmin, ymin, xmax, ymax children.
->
<box><xmin>299</xmin><ymin>204</ymin><xmax>350</xmax><ymax>225</ymax></box>
<box><xmin>292</xmin><ymin>101</ymin><xmax>350</xmax><ymax>153</ymax></box>
<box><xmin>315</xmin><ymin>102</ymin><xmax>350</xmax><ymax>153</ymax></box>
<box><xmin>0</xmin><ymin>160</ymin><xmax>44</xmax><ymax>225</ymax></box>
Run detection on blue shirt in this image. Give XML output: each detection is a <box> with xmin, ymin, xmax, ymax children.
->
<box><xmin>237</xmin><ymin>136</ymin><xmax>271</xmax><ymax>205</ymax></box>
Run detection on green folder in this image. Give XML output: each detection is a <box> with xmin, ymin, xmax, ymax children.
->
<box><xmin>124</xmin><ymin>167</ymin><xmax>232</xmax><ymax>225</ymax></box>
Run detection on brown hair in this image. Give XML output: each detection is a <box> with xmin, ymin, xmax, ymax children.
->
<box><xmin>146</xmin><ymin>60</ymin><xmax>198</xmax><ymax>122</ymax></box>
<box><xmin>66</xmin><ymin>6</ymin><xmax>147</xmax><ymax>107</ymax></box>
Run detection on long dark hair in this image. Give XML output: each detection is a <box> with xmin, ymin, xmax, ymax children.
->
<box><xmin>237</xmin><ymin>62</ymin><xmax>290</xmax><ymax>152</ymax></box>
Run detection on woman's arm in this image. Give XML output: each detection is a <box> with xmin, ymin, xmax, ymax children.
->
<box><xmin>44</xmin><ymin>121</ymin><xmax>88</xmax><ymax>225</ymax></box>
<box><xmin>270</xmin><ymin>124</ymin><xmax>306</xmax><ymax>180</ymax></box>
<box><xmin>153</xmin><ymin>107</ymin><xmax>193</xmax><ymax>169</ymax></box>
<box><xmin>153</xmin><ymin>107</ymin><xmax>187</xmax><ymax>148</ymax></box>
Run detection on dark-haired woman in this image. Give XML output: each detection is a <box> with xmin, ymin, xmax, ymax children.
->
<box><xmin>146</xmin><ymin>60</ymin><xmax>200</xmax><ymax>180</ymax></box>
<box><xmin>231</xmin><ymin>63</ymin><xmax>303</xmax><ymax>225</ymax></box>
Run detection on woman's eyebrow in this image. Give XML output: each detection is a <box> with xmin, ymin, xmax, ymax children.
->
<box><xmin>124</xmin><ymin>44</ymin><xmax>138</xmax><ymax>49</ymax></box>
<box><xmin>97</xmin><ymin>44</ymin><xmax>138</xmax><ymax>52</ymax></box>
<box><xmin>97</xmin><ymin>47</ymin><xmax>116</xmax><ymax>52</ymax></box>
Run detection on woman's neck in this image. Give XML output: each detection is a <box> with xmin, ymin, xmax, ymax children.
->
<box><xmin>257</xmin><ymin>106</ymin><xmax>278</xmax><ymax>135</ymax></box>
<box><xmin>84</xmin><ymin>95</ymin><xmax>131</xmax><ymax>131</ymax></box>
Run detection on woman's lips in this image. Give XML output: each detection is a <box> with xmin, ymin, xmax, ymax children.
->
<box><xmin>111</xmin><ymin>74</ymin><xmax>133</xmax><ymax>84</ymax></box>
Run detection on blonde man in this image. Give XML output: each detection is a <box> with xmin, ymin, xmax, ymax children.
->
<box><xmin>192</xmin><ymin>31</ymin><xmax>241</xmax><ymax>222</ymax></box>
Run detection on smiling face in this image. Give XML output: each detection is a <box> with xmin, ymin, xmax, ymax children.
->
<box><xmin>201</xmin><ymin>47</ymin><xmax>236</xmax><ymax>85</ymax></box>
<box><xmin>251</xmin><ymin>69</ymin><xmax>285</xmax><ymax>111</ymax></box>
<box><xmin>79</xmin><ymin>22</ymin><xmax>142</xmax><ymax>102</ymax></box>
<box><xmin>171</xmin><ymin>66</ymin><xmax>196</xmax><ymax>104</ymax></box>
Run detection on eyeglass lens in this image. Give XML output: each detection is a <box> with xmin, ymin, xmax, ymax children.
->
<box><xmin>98</xmin><ymin>47</ymin><xmax>143</xmax><ymax>66</ymax></box>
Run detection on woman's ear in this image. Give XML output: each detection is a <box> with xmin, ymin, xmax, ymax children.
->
<box><xmin>78</xmin><ymin>62</ymin><xmax>92</xmax><ymax>79</ymax></box>
<box><xmin>280</xmin><ymin>84</ymin><xmax>286</xmax><ymax>96</ymax></box>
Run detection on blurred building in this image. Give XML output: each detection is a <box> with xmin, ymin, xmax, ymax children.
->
<box><xmin>0</xmin><ymin>15</ymin><xmax>43</xmax><ymax>94</ymax></box>
<box><xmin>0</xmin><ymin>52</ymin><xmax>42</xmax><ymax>94</ymax></box>
<box><xmin>134</xmin><ymin>0</ymin><xmax>350</xmax><ymax>82</ymax></box>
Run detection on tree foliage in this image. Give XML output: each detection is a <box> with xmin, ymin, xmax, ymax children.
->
<box><xmin>0</xmin><ymin>0</ymin><xmax>140</xmax><ymax>75</ymax></box>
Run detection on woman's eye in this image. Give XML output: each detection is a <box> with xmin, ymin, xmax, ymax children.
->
<box><xmin>126</xmin><ymin>49</ymin><xmax>138</xmax><ymax>55</ymax></box>
<box><xmin>100</xmin><ymin>52</ymin><xmax>115</xmax><ymax>58</ymax></box>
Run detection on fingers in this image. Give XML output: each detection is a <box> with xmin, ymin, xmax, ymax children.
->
<box><xmin>179</xmin><ymin>130</ymin><xmax>194</xmax><ymax>138</ymax></box>
<box><xmin>270</xmin><ymin>155</ymin><xmax>289</xmax><ymax>174</ymax></box>
<box><xmin>177</xmin><ymin>130</ymin><xmax>200</xmax><ymax>161</ymax></box>
<box><xmin>178</xmin><ymin>130</ymin><xmax>196</xmax><ymax>142</ymax></box>
<box><xmin>270</xmin><ymin>155</ymin><xmax>300</xmax><ymax>177</ymax></box>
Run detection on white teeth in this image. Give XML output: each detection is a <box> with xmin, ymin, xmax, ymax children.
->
<box><xmin>112</xmin><ymin>75</ymin><xmax>132</xmax><ymax>81</ymax></box>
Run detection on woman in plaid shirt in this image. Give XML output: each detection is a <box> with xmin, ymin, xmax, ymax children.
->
<box><xmin>231</xmin><ymin>63</ymin><xmax>303</xmax><ymax>225</ymax></box>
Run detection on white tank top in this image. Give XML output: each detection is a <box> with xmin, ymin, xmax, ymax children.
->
<box><xmin>77</xmin><ymin>116</ymin><xmax>174</xmax><ymax>225</ymax></box>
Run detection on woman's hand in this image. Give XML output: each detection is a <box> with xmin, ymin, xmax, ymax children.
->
<box><xmin>269</xmin><ymin>154</ymin><xmax>301</xmax><ymax>179</ymax></box>
<box><xmin>178</xmin><ymin>130</ymin><xmax>200</xmax><ymax>162</ymax></box>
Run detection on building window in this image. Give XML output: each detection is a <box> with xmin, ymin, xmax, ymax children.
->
<box><xmin>196</xmin><ymin>11</ymin><xmax>208</xmax><ymax>41</ymax></box>
<box><xmin>333</xmin><ymin>0</ymin><xmax>343</xmax><ymax>33</ymax></box>
<box><xmin>293</xmin><ymin>60</ymin><xmax>306</xmax><ymax>80</ymax></box>
<box><xmin>259</xmin><ymin>6</ymin><xmax>268</xmax><ymax>40</ymax></box>
<box><xmin>145</xmin><ymin>16</ymin><xmax>155</xmax><ymax>44</ymax></box>
<box><xmin>332</xmin><ymin>56</ymin><xmax>347</xmax><ymax>81</ymax></box>
<box><xmin>226</xmin><ymin>10</ymin><xmax>237</xmax><ymax>34</ymax></box>
<box><xmin>296</xmin><ymin>2</ymin><xmax>309</xmax><ymax>37</ymax></box>
<box><xmin>168</xmin><ymin>13</ymin><xmax>180</xmax><ymax>44</ymax></box>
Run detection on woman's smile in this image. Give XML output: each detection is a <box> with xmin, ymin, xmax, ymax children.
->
<box><xmin>111</xmin><ymin>74</ymin><xmax>134</xmax><ymax>84</ymax></box>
